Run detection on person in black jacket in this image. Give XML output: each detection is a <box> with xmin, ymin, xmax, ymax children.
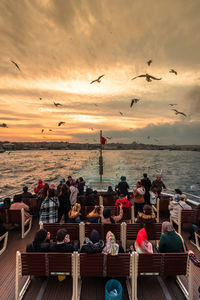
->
<box><xmin>50</xmin><ymin>229</ymin><xmax>74</xmax><ymax>253</ymax></box>
<box><xmin>26</xmin><ymin>229</ymin><xmax>50</xmax><ymax>252</ymax></box>
<box><xmin>115</xmin><ymin>176</ymin><xmax>129</xmax><ymax>198</ymax></box>
<box><xmin>21</xmin><ymin>186</ymin><xmax>34</xmax><ymax>199</ymax></box>
<box><xmin>141</xmin><ymin>173</ymin><xmax>151</xmax><ymax>204</ymax></box>
<box><xmin>58</xmin><ymin>184</ymin><xmax>71</xmax><ymax>223</ymax></box>
<box><xmin>81</xmin><ymin>229</ymin><xmax>104</xmax><ymax>253</ymax></box>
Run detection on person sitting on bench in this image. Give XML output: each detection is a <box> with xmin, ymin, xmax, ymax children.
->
<box><xmin>81</xmin><ymin>229</ymin><xmax>104</xmax><ymax>253</ymax></box>
<box><xmin>158</xmin><ymin>221</ymin><xmax>186</xmax><ymax>253</ymax></box>
<box><xmin>50</xmin><ymin>228</ymin><xmax>74</xmax><ymax>253</ymax></box>
<box><xmin>26</xmin><ymin>229</ymin><xmax>50</xmax><ymax>252</ymax></box>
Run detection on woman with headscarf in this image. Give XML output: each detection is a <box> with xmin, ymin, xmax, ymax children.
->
<box><xmin>102</xmin><ymin>231</ymin><xmax>124</xmax><ymax>255</ymax></box>
<box><xmin>26</xmin><ymin>229</ymin><xmax>50</xmax><ymax>252</ymax></box>
<box><xmin>101</xmin><ymin>203</ymin><xmax>123</xmax><ymax>224</ymax></box>
<box><xmin>81</xmin><ymin>229</ymin><xmax>104</xmax><ymax>253</ymax></box>
<box><xmin>158</xmin><ymin>221</ymin><xmax>186</xmax><ymax>253</ymax></box>
<box><xmin>134</xmin><ymin>228</ymin><xmax>153</xmax><ymax>253</ymax></box>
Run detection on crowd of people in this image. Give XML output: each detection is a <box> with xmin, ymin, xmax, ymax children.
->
<box><xmin>0</xmin><ymin>173</ymin><xmax>199</xmax><ymax>276</ymax></box>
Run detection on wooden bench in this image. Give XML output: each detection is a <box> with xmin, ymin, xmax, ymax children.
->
<box><xmin>170</xmin><ymin>209</ymin><xmax>200</xmax><ymax>235</ymax></box>
<box><xmin>76</xmin><ymin>253</ymin><xmax>134</xmax><ymax>300</ymax></box>
<box><xmin>152</xmin><ymin>197</ymin><xmax>170</xmax><ymax>222</ymax></box>
<box><xmin>22</xmin><ymin>198</ymin><xmax>38</xmax><ymax>216</ymax></box>
<box><xmin>16</xmin><ymin>251</ymin><xmax>75</xmax><ymax>300</ymax></box>
<box><xmin>124</xmin><ymin>223</ymin><xmax>162</xmax><ymax>251</ymax></box>
<box><xmin>40</xmin><ymin>223</ymin><xmax>79</xmax><ymax>241</ymax></box>
<box><xmin>194</xmin><ymin>232</ymin><xmax>200</xmax><ymax>251</ymax></box>
<box><xmin>0</xmin><ymin>231</ymin><xmax>8</xmax><ymax>255</ymax></box>
<box><xmin>133</xmin><ymin>252</ymin><xmax>193</xmax><ymax>300</ymax></box>
<box><xmin>1</xmin><ymin>208</ymin><xmax>32</xmax><ymax>238</ymax></box>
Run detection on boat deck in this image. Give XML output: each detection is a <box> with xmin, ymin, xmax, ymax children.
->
<box><xmin>0</xmin><ymin>218</ymin><xmax>200</xmax><ymax>300</ymax></box>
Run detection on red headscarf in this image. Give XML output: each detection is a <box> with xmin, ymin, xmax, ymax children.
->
<box><xmin>136</xmin><ymin>228</ymin><xmax>148</xmax><ymax>247</ymax></box>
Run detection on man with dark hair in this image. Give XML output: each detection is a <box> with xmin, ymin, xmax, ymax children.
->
<box><xmin>50</xmin><ymin>229</ymin><xmax>74</xmax><ymax>252</ymax></box>
<box><xmin>21</xmin><ymin>186</ymin><xmax>33</xmax><ymax>199</ymax></box>
<box><xmin>141</xmin><ymin>173</ymin><xmax>151</xmax><ymax>204</ymax></box>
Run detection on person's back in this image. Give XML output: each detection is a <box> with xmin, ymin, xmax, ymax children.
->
<box><xmin>101</xmin><ymin>205</ymin><xmax>123</xmax><ymax>224</ymax></box>
<box><xmin>21</xmin><ymin>186</ymin><xmax>33</xmax><ymax>199</ymax></box>
<box><xmin>136</xmin><ymin>205</ymin><xmax>156</xmax><ymax>224</ymax></box>
<box><xmin>39</xmin><ymin>186</ymin><xmax>59</xmax><ymax>223</ymax></box>
<box><xmin>158</xmin><ymin>221</ymin><xmax>185</xmax><ymax>253</ymax></box>
<box><xmin>115</xmin><ymin>196</ymin><xmax>131</xmax><ymax>207</ymax></box>
<box><xmin>50</xmin><ymin>229</ymin><xmax>74</xmax><ymax>253</ymax></box>
<box><xmin>168</xmin><ymin>194</ymin><xmax>192</xmax><ymax>220</ymax></box>
<box><xmin>26</xmin><ymin>229</ymin><xmax>50</xmax><ymax>252</ymax></box>
<box><xmin>141</xmin><ymin>175</ymin><xmax>151</xmax><ymax>192</ymax></box>
<box><xmin>10</xmin><ymin>196</ymin><xmax>30</xmax><ymax>218</ymax></box>
<box><xmin>81</xmin><ymin>229</ymin><xmax>104</xmax><ymax>254</ymax></box>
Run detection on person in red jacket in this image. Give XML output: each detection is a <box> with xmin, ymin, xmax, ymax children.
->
<box><xmin>115</xmin><ymin>194</ymin><xmax>131</xmax><ymax>207</ymax></box>
<box><xmin>34</xmin><ymin>180</ymin><xmax>44</xmax><ymax>194</ymax></box>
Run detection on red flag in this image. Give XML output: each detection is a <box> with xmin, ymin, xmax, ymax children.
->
<box><xmin>101</xmin><ymin>136</ymin><xmax>107</xmax><ymax>145</ymax></box>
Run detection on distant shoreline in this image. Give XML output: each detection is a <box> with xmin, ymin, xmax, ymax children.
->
<box><xmin>0</xmin><ymin>141</ymin><xmax>200</xmax><ymax>152</ymax></box>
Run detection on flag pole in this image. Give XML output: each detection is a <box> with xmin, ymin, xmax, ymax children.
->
<box><xmin>99</xmin><ymin>130</ymin><xmax>103</xmax><ymax>184</ymax></box>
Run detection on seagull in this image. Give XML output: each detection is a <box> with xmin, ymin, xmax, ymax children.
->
<box><xmin>54</xmin><ymin>102</ymin><xmax>62</xmax><ymax>107</ymax></box>
<box><xmin>130</xmin><ymin>98</ymin><xmax>140</xmax><ymax>107</ymax></box>
<box><xmin>39</xmin><ymin>97</ymin><xmax>42</xmax><ymax>100</ymax></box>
<box><xmin>147</xmin><ymin>59</ymin><xmax>152</xmax><ymax>66</ymax></box>
<box><xmin>10</xmin><ymin>60</ymin><xmax>21</xmax><ymax>71</ymax></box>
<box><xmin>106</xmin><ymin>137</ymin><xmax>112</xmax><ymax>140</ymax></box>
<box><xmin>41</xmin><ymin>129</ymin><xmax>44</xmax><ymax>133</ymax></box>
<box><xmin>169</xmin><ymin>104</ymin><xmax>177</xmax><ymax>106</ymax></box>
<box><xmin>58</xmin><ymin>121</ymin><xmax>65</xmax><ymax>126</ymax></box>
<box><xmin>0</xmin><ymin>123</ymin><xmax>8</xmax><ymax>128</ymax></box>
<box><xmin>90</xmin><ymin>75</ymin><xmax>104</xmax><ymax>84</ymax></box>
<box><xmin>169</xmin><ymin>69</ymin><xmax>177</xmax><ymax>75</ymax></box>
<box><xmin>131</xmin><ymin>73</ymin><xmax>161</xmax><ymax>82</ymax></box>
<box><xmin>119</xmin><ymin>112</ymin><xmax>123</xmax><ymax>116</ymax></box>
<box><xmin>49</xmin><ymin>129</ymin><xmax>53</xmax><ymax>131</ymax></box>
<box><xmin>94</xmin><ymin>104</ymin><xmax>98</xmax><ymax>107</ymax></box>
<box><xmin>171</xmin><ymin>109</ymin><xmax>187</xmax><ymax>117</ymax></box>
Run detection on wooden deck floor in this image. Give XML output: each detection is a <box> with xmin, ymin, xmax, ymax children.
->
<box><xmin>0</xmin><ymin>218</ymin><xmax>200</xmax><ymax>300</ymax></box>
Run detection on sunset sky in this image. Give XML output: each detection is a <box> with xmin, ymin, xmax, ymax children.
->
<box><xmin>0</xmin><ymin>0</ymin><xmax>200</xmax><ymax>144</ymax></box>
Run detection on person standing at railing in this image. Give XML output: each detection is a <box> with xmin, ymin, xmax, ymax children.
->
<box><xmin>133</xmin><ymin>181</ymin><xmax>145</xmax><ymax>218</ymax></box>
<box><xmin>151</xmin><ymin>175</ymin><xmax>166</xmax><ymax>198</ymax></box>
<box><xmin>115</xmin><ymin>176</ymin><xmax>129</xmax><ymax>199</ymax></box>
<box><xmin>141</xmin><ymin>173</ymin><xmax>151</xmax><ymax>204</ymax></box>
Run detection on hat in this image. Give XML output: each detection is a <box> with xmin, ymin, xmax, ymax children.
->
<box><xmin>174</xmin><ymin>194</ymin><xmax>180</xmax><ymax>202</ymax></box>
<box><xmin>120</xmin><ymin>176</ymin><xmax>126</xmax><ymax>182</ymax></box>
<box><xmin>60</xmin><ymin>179</ymin><xmax>65</xmax><ymax>184</ymax></box>
<box><xmin>49</xmin><ymin>182</ymin><xmax>56</xmax><ymax>190</ymax></box>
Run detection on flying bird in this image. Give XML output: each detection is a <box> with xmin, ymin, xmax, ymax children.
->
<box><xmin>90</xmin><ymin>75</ymin><xmax>104</xmax><ymax>84</ymax></box>
<box><xmin>106</xmin><ymin>137</ymin><xmax>112</xmax><ymax>140</ymax></box>
<box><xmin>119</xmin><ymin>112</ymin><xmax>123</xmax><ymax>116</ymax></box>
<box><xmin>39</xmin><ymin>97</ymin><xmax>42</xmax><ymax>100</ymax></box>
<box><xmin>169</xmin><ymin>69</ymin><xmax>177</xmax><ymax>75</ymax></box>
<box><xmin>41</xmin><ymin>129</ymin><xmax>44</xmax><ymax>133</ymax></box>
<box><xmin>147</xmin><ymin>59</ymin><xmax>152</xmax><ymax>66</ymax></box>
<box><xmin>130</xmin><ymin>98</ymin><xmax>140</xmax><ymax>107</ymax></box>
<box><xmin>0</xmin><ymin>123</ymin><xmax>8</xmax><ymax>128</ymax></box>
<box><xmin>169</xmin><ymin>104</ymin><xmax>177</xmax><ymax>106</ymax></box>
<box><xmin>58</xmin><ymin>121</ymin><xmax>65</xmax><ymax>126</ymax></box>
<box><xmin>54</xmin><ymin>102</ymin><xmax>62</xmax><ymax>107</ymax></box>
<box><xmin>171</xmin><ymin>109</ymin><xmax>187</xmax><ymax>117</ymax></box>
<box><xmin>131</xmin><ymin>73</ymin><xmax>161</xmax><ymax>82</ymax></box>
<box><xmin>49</xmin><ymin>129</ymin><xmax>53</xmax><ymax>131</ymax></box>
<box><xmin>94</xmin><ymin>104</ymin><xmax>98</xmax><ymax>107</ymax></box>
<box><xmin>10</xmin><ymin>60</ymin><xmax>21</xmax><ymax>71</ymax></box>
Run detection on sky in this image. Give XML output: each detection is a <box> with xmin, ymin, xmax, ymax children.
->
<box><xmin>0</xmin><ymin>0</ymin><xmax>200</xmax><ymax>145</ymax></box>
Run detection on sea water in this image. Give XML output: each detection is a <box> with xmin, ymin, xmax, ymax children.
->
<box><xmin>0</xmin><ymin>150</ymin><xmax>200</xmax><ymax>202</ymax></box>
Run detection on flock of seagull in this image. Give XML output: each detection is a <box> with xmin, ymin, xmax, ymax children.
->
<box><xmin>0</xmin><ymin>59</ymin><xmax>187</xmax><ymax>136</ymax></box>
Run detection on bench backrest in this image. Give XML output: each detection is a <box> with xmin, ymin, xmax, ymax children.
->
<box><xmin>1</xmin><ymin>209</ymin><xmax>21</xmax><ymax>224</ymax></box>
<box><xmin>137</xmin><ymin>252</ymin><xmax>188</xmax><ymax>275</ymax></box>
<box><xmin>103</xmin><ymin>223</ymin><xmax>121</xmax><ymax>241</ymax></box>
<box><xmin>126</xmin><ymin>223</ymin><xmax>143</xmax><ymax>240</ymax></box>
<box><xmin>22</xmin><ymin>198</ymin><xmax>38</xmax><ymax>215</ymax></box>
<box><xmin>159</xmin><ymin>198</ymin><xmax>170</xmax><ymax>212</ymax></box>
<box><xmin>181</xmin><ymin>209</ymin><xmax>199</xmax><ymax>224</ymax></box>
<box><xmin>84</xmin><ymin>223</ymin><xmax>103</xmax><ymax>240</ymax></box>
<box><xmin>107</xmin><ymin>254</ymin><xmax>130</xmax><ymax>277</ymax></box>
<box><xmin>103</xmin><ymin>196</ymin><xmax>116</xmax><ymax>206</ymax></box>
<box><xmin>79</xmin><ymin>253</ymin><xmax>104</xmax><ymax>276</ymax></box>
<box><xmin>21</xmin><ymin>252</ymin><xmax>72</xmax><ymax>276</ymax></box>
<box><xmin>145</xmin><ymin>223</ymin><xmax>162</xmax><ymax>240</ymax></box>
<box><xmin>43</xmin><ymin>223</ymin><xmax>79</xmax><ymax>241</ymax></box>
